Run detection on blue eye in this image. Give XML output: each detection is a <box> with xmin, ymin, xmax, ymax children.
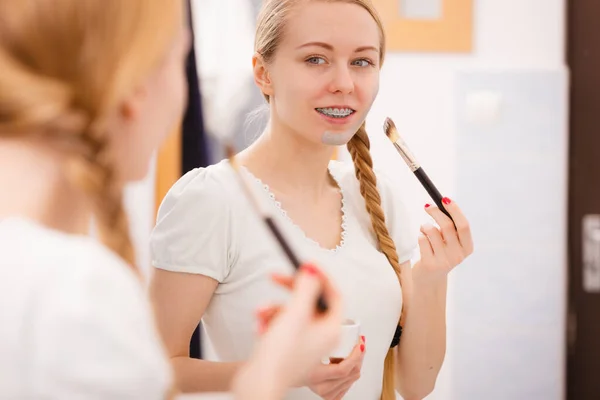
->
<box><xmin>306</xmin><ymin>56</ymin><xmax>326</xmax><ymax>65</ymax></box>
<box><xmin>352</xmin><ymin>59</ymin><xmax>373</xmax><ymax>67</ymax></box>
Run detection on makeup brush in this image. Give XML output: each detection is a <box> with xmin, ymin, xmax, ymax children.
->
<box><xmin>225</xmin><ymin>144</ymin><xmax>328</xmax><ymax>313</ymax></box>
<box><xmin>383</xmin><ymin>118</ymin><xmax>454</xmax><ymax>223</ymax></box>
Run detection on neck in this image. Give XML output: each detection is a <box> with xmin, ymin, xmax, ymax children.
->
<box><xmin>240</xmin><ymin>119</ymin><xmax>337</xmax><ymax>199</ymax></box>
<box><xmin>0</xmin><ymin>138</ymin><xmax>92</xmax><ymax>235</ymax></box>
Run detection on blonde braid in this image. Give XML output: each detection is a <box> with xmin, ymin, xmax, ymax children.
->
<box><xmin>65</xmin><ymin>119</ymin><xmax>136</xmax><ymax>269</ymax></box>
<box><xmin>347</xmin><ymin>122</ymin><xmax>404</xmax><ymax>400</ymax></box>
<box><xmin>0</xmin><ymin>55</ymin><xmax>137</xmax><ymax>271</ymax></box>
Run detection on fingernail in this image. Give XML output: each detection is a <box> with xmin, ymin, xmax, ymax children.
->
<box><xmin>425</xmin><ymin>204</ymin><xmax>431</xmax><ymax>209</ymax></box>
<box><xmin>360</xmin><ymin>344</ymin><xmax>365</xmax><ymax>352</ymax></box>
<box><xmin>361</xmin><ymin>335</ymin><xmax>366</xmax><ymax>343</ymax></box>
<box><xmin>301</xmin><ymin>263</ymin><xmax>319</xmax><ymax>276</ymax></box>
<box><xmin>442</xmin><ymin>197</ymin><xmax>451</xmax><ymax>205</ymax></box>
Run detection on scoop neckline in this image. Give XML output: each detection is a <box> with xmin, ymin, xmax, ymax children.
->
<box><xmin>240</xmin><ymin>163</ymin><xmax>349</xmax><ymax>254</ymax></box>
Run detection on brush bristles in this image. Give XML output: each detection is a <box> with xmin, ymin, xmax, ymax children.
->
<box><xmin>383</xmin><ymin>117</ymin><xmax>400</xmax><ymax>143</ymax></box>
<box><xmin>383</xmin><ymin>117</ymin><xmax>420</xmax><ymax>171</ymax></box>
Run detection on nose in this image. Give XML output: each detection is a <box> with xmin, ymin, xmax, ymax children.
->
<box><xmin>328</xmin><ymin>64</ymin><xmax>354</xmax><ymax>94</ymax></box>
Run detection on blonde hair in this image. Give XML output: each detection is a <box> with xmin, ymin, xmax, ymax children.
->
<box><xmin>255</xmin><ymin>1</ymin><xmax>402</xmax><ymax>399</ymax></box>
<box><xmin>0</xmin><ymin>1</ymin><xmax>182</xmax><ymax>270</ymax></box>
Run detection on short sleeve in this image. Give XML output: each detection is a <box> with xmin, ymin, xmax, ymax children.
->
<box><xmin>31</xmin><ymin>252</ymin><xmax>172</xmax><ymax>399</ymax></box>
<box><xmin>150</xmin><ymin>166</ymin><xmax>236</xmax><ymax>282</ymax></box>
<box><xmin>376</xmin><ymin>169</ymin><xmax>419</xmax><ymax>264</ymax></box>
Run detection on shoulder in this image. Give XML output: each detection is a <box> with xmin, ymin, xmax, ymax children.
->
<box><xmin>152</xmin><ymin>160</ymin><xmax>240</xmax><ymax>239</ymax></box>
<box><xmin>328</xmin><ymin>159</ymin><xmax>401</xmax><ymax>205</ymax></box>
<box><xmin>33</xmin><ymin>226</ymin><xmax>148</xmax><ymax>315</ymax></box>
<box><xmin>0</xmin><ymin>218</ymin><xmax>139</xmax><ymax>295</ymax></box>
<box><xmin>35</xmin><ymin>236</ymin><xmax>171</xmax><ymax>397</ymax></box>
<box><xmin>156</xmin><ymin>160</ymin><xmax>238</xmax><ymax>219</ymax></box>
<box><xmin>150</xmin><ymin>161</ymin><xmax>243</xmax><ymax>278</ymax></box>
<box><xmin>0</xmin><ymin>220</ymin><xmax>171</xmax><ymax>398</ymax></box>
<box><xmin>328</xmin><ymin>159</ymin><xmax>355</xmax><ymax>185</ymax></box>
<box><xmin>329</xmin><ymin>160</ymin><xmax>418</xmax><ymax>262</ymax></box>
<box><xmin>45</xmin><ymin>236</ymin><xmax>157</xmax><ymax>333</ymax></box>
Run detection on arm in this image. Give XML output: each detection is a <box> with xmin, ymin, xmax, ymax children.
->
<box><xmin>231</xmin><ymin>351</ymin><xmax>288</xmax><ymax>400</ymax></box>
<box><xmin>149</xmin><ymin>269</ymin><xmax>244</xmax><ymax>393</ymax></box>
<box><xmin>394</xmin><ymin>261</ymin><xmax>447</xmax><ymax>400</ymax></box>
<box><xmin>394</xmin><ymin>199</ymin><xmax>473</xmax><ymax>399</ymax></box>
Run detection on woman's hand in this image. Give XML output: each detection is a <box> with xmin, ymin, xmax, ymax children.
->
<box><xmin>303</xmin><ymin>339</ymin><xmax>365</xmax><ymax>400</ymax></box>
<box><xmin>259</xmin><ymin>269</ymin><xmax>366</xmax><ymax>400</ymax></box>
<box><xmin>231</xmin><ymin>263</ymin><xmax>344</xmax><ymax>400</ymax></box>
<box><xmin>413</xmin><ymin>197</ymin><xmax>474</xmax><ymax>287</ymax></box>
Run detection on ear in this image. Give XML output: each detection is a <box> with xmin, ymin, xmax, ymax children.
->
<box><xmin>118</xmin><ymin>85</ymin><xmax>148</xmax><ymax>123</ymax></box>
<box><xmin>252</xmin><ymin>53</ymin><xmax>274</xmax><ymax>97</ymax></box>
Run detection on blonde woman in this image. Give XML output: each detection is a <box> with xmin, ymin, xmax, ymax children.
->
<box><xmin>0</xmin><ymin>1</ymin><xmax>342</xmax><ymax>399</ymax></box>
<box><xmin>150</xmin><ymin>0</ymin><xmax>474</xmax><ymax>399</ymax></box>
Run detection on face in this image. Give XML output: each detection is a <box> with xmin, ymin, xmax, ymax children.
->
<box><xmin>254</xmin><ymin>1</ymin><xmax>381</xmax><ymax>146</ymax></box>
<box><xmin>113</xmin><ymin>22</ymin><xmax>190</xmax><ymax>182</ymax></box>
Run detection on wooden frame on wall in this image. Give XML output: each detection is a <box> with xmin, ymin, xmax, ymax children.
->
<box><xmin>154</xmin><ymin>125</ymin><xmax>181</xmax><ymax>216</ymax></box>
<box><xmin>371</xmin><ymin>0</ymin><xmax>473</xmax><ymax>53</ymax></box>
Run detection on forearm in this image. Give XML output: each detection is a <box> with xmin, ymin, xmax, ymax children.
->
<box><xmin>396</xmin><ymin>277</ymin><xmax>448</xmax><ymax>399</ymax></box>
<box><xmin>171</xmin><ymin>356</ymin><xmax>244</xmax><ymax>393</ymax></box>
<box><xmin>231</xmin><ymin>358</ymin><xmax>288</xmax><ymax>400</ymax></box>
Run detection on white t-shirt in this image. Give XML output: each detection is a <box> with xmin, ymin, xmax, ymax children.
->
<box><xmin>151</xmin><ymin>160</ymin><xmax>418</xmax><ymax>400</ymax></box>
<box><xmin>0</xmin><ymin>217</ymin><xmax>172</xmax><ymax>399</ymax></box>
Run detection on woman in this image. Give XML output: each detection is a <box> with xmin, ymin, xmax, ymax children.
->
<box><xmin>150</xmin><ymin>0</ymin><xmax>474</xmax><ymax>399</ymax></box>
<box><xmin>0</xmin><ymin>0</ymin><xmax>342</xmax><ymax>399</ymax></box>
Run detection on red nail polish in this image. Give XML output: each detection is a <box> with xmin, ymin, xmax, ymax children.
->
<box><xmin>360</xmin><ymin>344</ymin><xmax>365</xmax><ymax>352</ymax></box>
<box><xmin>361</xmin><ymin>335</ymin><xmax>365</xmax><ymax>343</ymax></box>
<box><xmin>425</xmin><ymin>204</ymin><xmax>431</xmax><ymax>208</ymax></box>
<box><xmin>301</xmin><ymin>264</ymin><xmax>319</xmax><ymax>276</ymax></box>
<box><xmin>442</xmin><ymin>197</ymin><xmax>451</xmax><ymax>205</ymax></box>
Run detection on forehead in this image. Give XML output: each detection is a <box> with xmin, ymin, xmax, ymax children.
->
<box><xmin>281</xmin><ymin>1</ymin><xmax>380</xmax><ymax>50</ymax></box>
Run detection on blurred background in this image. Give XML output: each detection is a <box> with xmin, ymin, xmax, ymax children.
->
<box><xmin>124</xmin><ymin>0</ymin><xmax>600</xmax><ymax>399</ymax></box>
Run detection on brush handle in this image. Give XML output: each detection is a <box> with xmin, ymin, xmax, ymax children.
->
<box><xmin>265</xmin><ymin>217</ymin><xmax>302</xmax><ymax>267</ymax></box>
<box><xmin>413</xmin><ymin>167</ymin><xmax>454</xmax><ymax>223</ymax></box>
<box><xmin>265</xmin><ymin>217</ymin><xmax>328</xmax><ymax>313</ymax></box>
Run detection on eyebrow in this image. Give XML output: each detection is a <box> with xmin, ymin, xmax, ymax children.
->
<box><xmin>297</xmin><ymin>41</ymin><xmax>379</xmax><ymax>53</ymax></box>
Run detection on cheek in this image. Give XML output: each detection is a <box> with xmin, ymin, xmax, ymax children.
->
<box><xmin>273</xmin><ymin>64</ymin><xmax>317</xmax><ymax>102</ymax></box>
<box><xmin>171</xmin><ymin>65</ymin><xmax>188</xmax><ymax>116</ymax></box>
<box><xmin>277</xmin><ymin>74</ymin><xmax>306</xmax><ymax>100</ymax></box>
<box><xmin>130</xmin><ymin>77</ymin><xmax>184</xmax><ymax>180</ymax></box>
<box><xmin>272</xmin><ymin>79</ymin><xmax>308</xmax><ymax>118</ymax></box>
<box><xmin>372</xmin><ymin>76</ymin><xmax>380</xmax><ymax>100</ymax></box>
<box><xmin>151</xmin><ymin>65</ymin><xmax>187</xmax><ymax>142</ymax></box>
<box><xmin>366</xmin><ymin>74</ymin><xmax>380</xmax><ymax>99</ymax></box>
<box><xmin>164</xmin><ymin>63</ymin><xmax>187</xmax><ymax>118</ymax></box>
<box><xmin>358</xmin><ymin>74</ymin><xmax>379</xmax><ymax>111</ymax></box>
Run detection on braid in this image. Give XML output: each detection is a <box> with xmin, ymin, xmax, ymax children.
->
<box><xmin>0</xmin><ymin>62</ymin><xmax>137</xmax><ymax>272</ymax></box>
<box><xmin>65</xmin><ymin>119</ymin><xmax>137</xmax><ymax>270</ymax></box>
<box><xmin>346</xmin><ymin>122</ymin><xmax>405</xmax><ymax>400</ymax></box>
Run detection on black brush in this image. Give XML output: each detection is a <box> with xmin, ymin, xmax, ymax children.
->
<box><xmin>225</xmin><ymin>144</ymin><xmax>328</xmax><ymax>313</ymax></box>
<box><xmin>383</xmin><ymin>118</ymin><xmax>454</xmax><ymax>223</ymax></box>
